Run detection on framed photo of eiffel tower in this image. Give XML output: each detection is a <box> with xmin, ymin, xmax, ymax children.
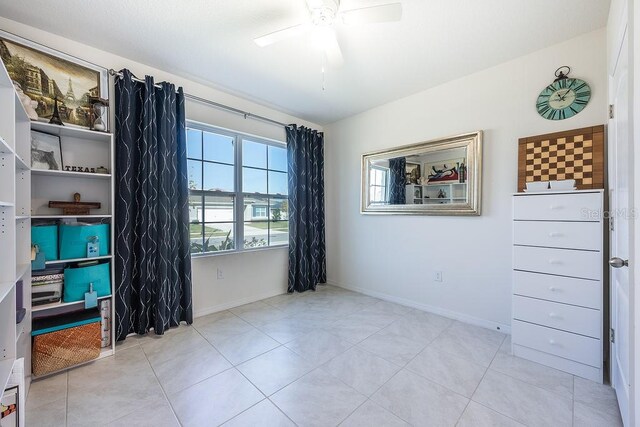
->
<box><xmin>0</xmin><ymin>30</ymin><xmax>108</xmax><ymax>130</ymax></box>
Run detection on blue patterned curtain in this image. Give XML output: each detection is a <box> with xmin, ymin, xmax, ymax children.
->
<box><xmin>114</xmin><ymin>69</ymin><xmax>192</xmax><ymax>340</ymax></box>
<box><xmin>286</xmin><ymin>125</ymin><xmax>326</xmax><ymax>293</ymax></box>
<box><xmin>388</xmin><ymin>157</ymin><xmax>407</xmax><ymax>204</ymax></box>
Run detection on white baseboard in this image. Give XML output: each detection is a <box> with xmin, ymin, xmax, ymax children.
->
<box><xmin>194</xmin><ymin>290</ymin><xmax>286</xmax><ymax>318</ymax></box>
<box><xmin>327</xmin><ymin>279</ymin><xmax>511</xmax><ymax>334</ymax></box>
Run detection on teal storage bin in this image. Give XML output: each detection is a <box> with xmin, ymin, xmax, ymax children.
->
<box><xmin>31</xmin><ymin>225</ymin><xmax>59</xmax><ymax>261</ymax></box>
<box><xmin>63</xmin><ymin>262</ymin><xmax>111</xmax><ymax>302</ymax></box>
<box><xmin>59</xmin><ymin>224</ymin><xmax>110</xmax><ymax>260</ymax></box>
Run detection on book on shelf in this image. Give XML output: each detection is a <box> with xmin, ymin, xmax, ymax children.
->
<box><xmin>32</xmin><ymin>280</ymin><xmax>63</xmax><ymax>287</ymax></box>
<box><xmin>32</xmin><ymin>273</ymin><xmax>64</xmax><ymax>283</ymax></box>
<box><xmin>100</xmin><ymin>299</ymin><xmax>111</xmax><ymax>348</ymax></box>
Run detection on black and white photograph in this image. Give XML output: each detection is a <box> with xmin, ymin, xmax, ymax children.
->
<box><xmin>30</xmin><ymin>130</ymin><xmax>62</xmax><ymax>170</ymax></box>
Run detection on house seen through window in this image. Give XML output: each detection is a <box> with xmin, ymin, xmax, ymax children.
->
<box><xmin>187</xmin><ymin>124</ymin><xmax>289</xmax><ymax>254</ymax></box>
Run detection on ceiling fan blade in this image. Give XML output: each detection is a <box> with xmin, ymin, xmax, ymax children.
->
<box><xmin>341</xmin><ymin>3</ymin><xmax>402</xmax><ymax>25</ymax></box>
<box><xmin>323</xmin><ymin>31</ymin><xmax>344</xmax><ymax>67</ymax></box>
<box><xmin>254</xmin><ymin>24</ymin><xmax>310</xmax><ymax>47</ymax></box>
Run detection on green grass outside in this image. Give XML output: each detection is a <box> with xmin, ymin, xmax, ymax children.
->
<box><xmin>248</xmin><ymin>221</ymin><xmax>288</xmax><ymax>231</ymax></box>
<box><xmin>190</xmin><ymin>223</ymin><xmax>229</xmax><ymax>238</ymax></box>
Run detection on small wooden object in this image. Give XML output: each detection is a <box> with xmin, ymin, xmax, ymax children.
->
<box><xmin>517</xmin><ymin>125</ymin><xmax>605</xmax><ymax>192</ymax></box>
<box><xmin>49</xmin><ymin>193</ymin><xmax>101</xmax><ymax>215</ymax></box>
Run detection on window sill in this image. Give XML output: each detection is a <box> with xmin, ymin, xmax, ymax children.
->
<box><xmin>191</xmin><ymin>244</ymin><xmax>288</xmax><ymax>259</ymax></box>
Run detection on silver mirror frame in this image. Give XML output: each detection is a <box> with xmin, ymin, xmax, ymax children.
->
<box><xmin>360</xmin><ymin>131</ymin><xmax>482</xmax><ymax>216</ymax></box>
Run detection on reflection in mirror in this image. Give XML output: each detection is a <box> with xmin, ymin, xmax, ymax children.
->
<box><xmin>361</xmin><ymin>131</ymin><xmax>481</xmax><ymax>215</ymax></box>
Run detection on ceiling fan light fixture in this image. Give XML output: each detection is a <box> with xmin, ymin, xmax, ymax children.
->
<box><xmin>309</xmin><ymin>0</ymin><xmax>340</xmax><ymax>26</ymax></box>
<box><xmin>310</xmin><ymin>26</ymin><xmax>336</xmax><ymax>50</ymax></box>
<box><xmin>254</xmin><ymin>0</ymin><xmax>400</xmax><ymax>68</ymax></box>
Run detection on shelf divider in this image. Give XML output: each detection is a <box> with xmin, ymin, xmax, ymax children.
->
<box><xmin>43</xmin><ymin>255</ymin><xmax>112</xmax><ymax>265</ymax></box>
<box><xmin>32</xmin><ymin>169</ymin><xmax>111</xmax><ymax>180</ymax></box>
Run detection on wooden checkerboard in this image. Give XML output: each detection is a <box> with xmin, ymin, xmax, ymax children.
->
<box><xmin>517</xmin><ymin>126</ymin><xmax>604</xmax><ymax>192</ymax></box>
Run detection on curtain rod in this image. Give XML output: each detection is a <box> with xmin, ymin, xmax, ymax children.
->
<box><xmin>108</xmin><ymin>69</ymin><xmax>289</xmax><ymax>129</ymax></box>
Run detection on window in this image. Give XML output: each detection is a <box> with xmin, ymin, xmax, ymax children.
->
<box><xmin>369</xmin><ymin>166</ymin><xmax>389</xmax><ymax>204</ymax></box>
<box><xmin>252</xmin><ymin>206</ymin><xmax>267</xmax><ymax>218</ymax></box>
<box><xmin>187</xmin><ymin>123</ymin><xmax>289</xmax><ymax>255</ymax></box>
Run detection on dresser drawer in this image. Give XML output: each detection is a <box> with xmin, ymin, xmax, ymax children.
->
<box><xmin>513</xmin><ymin>221</ymin><xmax>601</xmax><ymax>250</ymax></box>
<box><xmin>512</xmin><ymin>320</ymin><xmax>600</xmax><ymax>367</ymax></box>
<box><xmin>513</xmin><ymin>193</ymin><xmax>601</xmax><ymax>221</ymax></box>
<box><xmin>513</xmin><ymin>295</ymin><xmax>601</xmax><ymax>338</ymax></box>
<box><xmin>513</xmin><ymin>246</ymin><xmax>602</xmax><ymax>280</ymax></box>
<box><xmin>513</xmin><ymin>271</ymin><xmax>601</xmax><ymax>309</ymax></box>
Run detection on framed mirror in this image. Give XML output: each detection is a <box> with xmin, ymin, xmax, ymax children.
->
<box><xmin>361</xmin><ymin>131</ymin><xmax>482</xmax><ymax>215</ymax></box>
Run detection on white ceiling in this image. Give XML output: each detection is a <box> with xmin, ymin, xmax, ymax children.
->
<box><xmin>0</xmin><ymin>0</ymin><xmax>610</xmax><ymax>124</ymax></box>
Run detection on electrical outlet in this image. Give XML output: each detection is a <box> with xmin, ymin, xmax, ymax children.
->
<box><xmin>217</xmin><ymin>268</ymin><xmax>224</xmax><ymax>280</ymax></box>
<box><xmin>434</xmin><ymin>271</ymin><xmax>443</xmax><ymax>282</ymax></box>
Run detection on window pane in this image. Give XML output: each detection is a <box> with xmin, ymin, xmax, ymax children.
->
<box><xmin>188</xmin><ymin>160</ymin><xmax>202</xmax><ymax>190</ymax></box>
<box><xmin>374</xmin><ymin>186</ymin><xmax>383</xmax><ymax>202</ymax></box>
<box><xmin>204</xmin><ymin>162</ymin><xmax>234</xmax><ymax>192</ymax></box>
<box><xmin>188</xmin><ymin>194</ymin><xmax>202</xmax><ymax>223</ymax></box>
<box><xmin>243</xmin><ymin>222</ymin><xmax>269</xmax><ymax>249</ymax></box>
<box><xmin>244</xmin><ymin>196</ymin><xmax>268</xmax><ymax>221</ymax></box>
<box><xmin>268</xmin><ymin>145</ymin><xmax>287</xmax><ymax>172</ymax></box>
<box><xmin>269</xmin><ymin>221</ymin><xmax>288</xmax><ymax>246</ymax></box>
<box><xmin>243</xmin><ymin>140</ymin><xmax>267</xmax><ymax>168</ymax></box>
<box><xmin>189</xmin><ymin>223</ymin><xmax>204</xmax><ymax>254</ymax></box>
<box><xmin>187</xmin><ymin>129</ymin><xmax>202</xmax><ymax>159</ymax></box>
<box><xmin>243</xmin><ymin>167</ymin><xmax>267</xmax><ymax>194</ymax></box>
<box><xmin>204</xmin><ymin>222</ymin><xmax>235</xmax><ymax>252</ymax></box>
<box><xmin>268</xmin><ymin>171</ymin><xmax>288</xmax><ymax>195</ymax></box>
<box><xmin>203</xmin><ymin>132</ymin><xmax>234</xmax><ymax>164</ymax></box>
<box><xmin>270</xmin><ymin>198</ymin><xmax>289</xmax><ymax>221</ymax></box>
<box><xmin>203</xmin><ymin>195</ymin><xmax>235</xmax><ymax>222</ymax></box>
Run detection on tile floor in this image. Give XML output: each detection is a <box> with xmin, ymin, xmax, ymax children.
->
<box><xmin>26</xmin><ymin>285</ymin><xmax>623</xmax><ymax>426</ymax></box>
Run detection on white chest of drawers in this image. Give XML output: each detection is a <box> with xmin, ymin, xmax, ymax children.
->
<box><xmin>512</xmin><ymin>190</ymin><xmax>605</xmax><ymax>383</ymax></box>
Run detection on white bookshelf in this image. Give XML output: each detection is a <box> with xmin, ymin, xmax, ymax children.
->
<box><xmin>30</xmin><ymin>106</ymin><xmax>116</xmax><ymax>379</ymax></box>
<box><xmin>0</xmin><ymin>58</ymin><xmax>31</xmax><ymax>397</ymax></box>
<box><xmin>0</xmin><ymin>57</ymin><xmax>116</xmax><ymax>385</ymax></box>
<box><xmin>405</xmin><ymin>182</ymin><xmax>468</xmax><ymax>204</ymax></box>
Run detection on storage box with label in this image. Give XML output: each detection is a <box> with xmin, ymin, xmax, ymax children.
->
<box><xmin>32</xmin><ymin>309</ymin><xmax>102</xmax><ymax>376</ymax></box>
<box><xmin>63</xmin><ymin>262</ymin><xmax>111</xmax><ymax>302</ymax></box>
<box><xmin>59</xmin><ymin>223</ymin><xmax>110</xmax><ymax>260</ymax></box>
<box><xmin>31</xmin><ymin>225</ymin><xmax>59</xmax><ymax>261</ymax></box>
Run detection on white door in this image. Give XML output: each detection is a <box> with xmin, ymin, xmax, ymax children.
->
<box><xmin>609</xmin><ymin>27</ymin><xmax>630</xmax><ymax>427</ymax></box>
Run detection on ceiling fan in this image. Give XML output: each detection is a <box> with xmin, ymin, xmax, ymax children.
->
<box><xmin>253</xmin><ymin>0</ymin><xmax>402</xmax><ymax>67</ymax></box>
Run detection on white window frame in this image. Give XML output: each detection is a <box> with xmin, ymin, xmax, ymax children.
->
<box><xmin>369</xmin><ymin>165</ymin><xmax>390</xmax><ymax>204</ymax></box>
<box><xmin>187</xmin><ymin>120</ymin><xmax>289</xmax><ymax>257</ymax></box>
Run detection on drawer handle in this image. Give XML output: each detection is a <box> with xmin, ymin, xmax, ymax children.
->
<box><xmin>549</xmin><ymin>339</ymin><xmax>558</xmax><ymax>345</ymax></box>
<box><xmin>549</xmin><ymin>205</ymin><xmax>563</xmax><ymax>210</ymax></box>
<box><xmin>548</xmin><ymin>286</ymin><xmax>560</xmax><ymax>292</ymax></box>
<box><xmin>548</xmin><ymin>259</ymin><xmax>562</xmax><ymax>265</ymax></box>
<box><xmin>548</xmin><ymin>232</ymin><xmax>563</xmax><ymax>238</ymax></box>
<box><xmin>548</xmin><ymin>312</ymin><xmax>561</xmax><ymax>319</ymax></box>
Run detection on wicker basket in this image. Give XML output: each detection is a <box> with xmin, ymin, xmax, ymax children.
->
<box><xmin>32</xmin><ymin>321</ymin><xmax>101</xmax><ymax>376</ymax></box>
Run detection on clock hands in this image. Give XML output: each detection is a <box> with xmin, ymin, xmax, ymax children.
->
<box><xmin>559</xmin><ymin>80</ymin><xmax>575</xmax><ymax>101</ymax></box>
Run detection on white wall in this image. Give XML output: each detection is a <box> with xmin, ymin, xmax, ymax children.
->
<box><xmin>0</xmin><ymin>17</ymin><xmax>322</xmax><ymax>316</ymax></box>
<box><xmin>324</xmin><ymin>29</ymin><xmax>608</xmax><ymax>331</ymax></box>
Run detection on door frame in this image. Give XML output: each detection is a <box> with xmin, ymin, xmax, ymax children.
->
<box><xmin>632</xmin><ymin>0</ymin><xmax>640</xmax><ymax>424</ymax></box>
<box><xmin>608</xmin><ymin>0</ymin><xmax>636</xmax><ymax>425</ymax></box>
